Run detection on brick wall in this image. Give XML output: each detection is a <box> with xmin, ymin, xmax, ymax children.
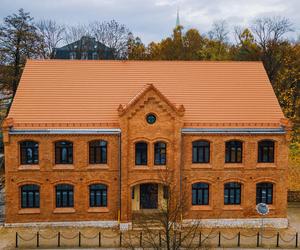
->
<box><xmin>3</xmin><ymin>87</ymin><xmax>289</xmax><ymax>224</ymax></box>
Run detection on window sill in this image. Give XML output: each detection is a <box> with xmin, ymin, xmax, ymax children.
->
<box><xmin>53</xmin><ymin>208</ymin><xmax>75</xmax><ymax>214</ymax></box>
<box><xmin>153</xmin><ymin>165</ymin><xmax>167</xmax><ymax>169</ymax></box>
<box><xmin>18</xmin><ymin>165</ymin><xmax>40</xmax><ymax>171</ymax></box>
<box><xmin>256</xmin><ymin>163</ymin><xmax>277</xmax><ymax>169</ymax></box>
<box><xmin>53</xmin><ymin>164</ymin><xmax>74</xmax><ymax>170</ymax></box>
<box><xmin>18</xmin><ymin>208</ymin><xmax>40</xmax><ymax>214</ymax></box>
<box><xmin>224</xmin><ymin>164</ymin><xmax>244</xmax><ymax>169</ymax></box>
<box><xmin>87</xmin><ymin>164</ymin><xmax>109</xmax><ymax>170</ymax></box>
<box><xmin>191</xmin><ymin>205</ymin><xmax>212</xmax><ymax>211</ymax></box>
<box><xmin>133</xmin><ymin>165</ymin><xmax>149</xmax><ymax>169</ymax></box>
<box><xmin>222</xmin><ymin>205</ymin><xmax>243</xmax><ymax>211</ymax></box>
<box><xmin>191</xmin><ymin>164</ymin><xmax>212</xmax><ymax>169</ymax></box>
<box><xmin>87</xmin><ymin>207</ymin><xmax>109</xmax><ymax>213</ymax></box>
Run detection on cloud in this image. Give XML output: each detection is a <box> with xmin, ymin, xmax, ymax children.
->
<box><xmin>0</xmin><ymin>0</ymin><xmax>299</xmax><ymax>44</ymax></box>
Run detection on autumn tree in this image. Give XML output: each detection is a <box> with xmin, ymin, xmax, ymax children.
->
<box><xmin>0</xmin><ymin>8</ymin><xmax>43</xmax><ymax>95</ymax></box>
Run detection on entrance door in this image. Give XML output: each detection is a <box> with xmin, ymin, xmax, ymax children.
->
<box><xmin>140</xmin><ymin>183</ymin><xmax>158</xmax><ymax>209</ymax></box>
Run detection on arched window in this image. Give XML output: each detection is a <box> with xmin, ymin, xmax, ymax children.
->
<box><xmin>135</xmin><ymin>142</ymin><xmax>147</xmax><ymax>165</ymax></box>
<box><xmin>55</xmin><ymin>184</ymin><xmax>74</xmax><ymax>207</ymax></box>
<box><xmin>256</xmin><ymin>182</ymin><xmax>273</xmax><ymax>204</ymax></box>
<box><xmin>224</xmin><ymin>182</ymin><xmax>241</xmax><ymax>205</ymax></box>
<box><xmin>154</xmin><ymin>141</ymin><xmax>166</xmax><ymax>165</ymax></box>
<box><xmin>89</xmin><ymin>140</ymin><xmax>107</xmax><ymax>164</ymax></box>
<box><xmin>21</xmin><ymin>184</ymin><xmax>40</xmax><ymax>208</ymax></box>
<box><xmin>192</xmin><ymin>183</ymin><xmax>209</xmax><ymax>205</ymax></box>
<box><xmin>55</xmin><ymin>141</ymin><xmax>73</xmax><ymax>164</ymax></box>
<box><xmin>225</xmin><ymin>140</ymin><xmax>242</xmax><ymax>163</ymax></box>
<box><xmin>258</xmin><ymin>140</ymin><xmax>275</xmax><ymax>163</ymax></box>
<box><xmin>20</xmin><ymin>141</ymin><xmax>39</xmax><ymax>165</ymax></box>
<box><xmin>192</xmin><ymin>140</ymin><xmax>210</xmax><ymax>163</ymax></box>
<box><xmin>89</xmin><ymin>184</ymin><xmax>107</xmax><ymax>207</ymax></box>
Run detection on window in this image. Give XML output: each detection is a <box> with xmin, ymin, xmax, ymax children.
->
<box><xmin>163</xmin><ymin>186</ymin><xmax>169</xmax><ymax>199</ymax></box>
<box><xmin>154</xmin><ymin>142</ymin><xmax>166</xmax><ymax>165</ymax></box>
<box><xmin>192</xmin><ymin>183</ymin><xmax>209</xmax><ymax>205</ymax></box>
<box><xmin>224</xmin><ymin>182</ymin><xmax>241</xmax><ymax>205</ymax></box>
<box><xmin>20</xmin><ymin>141</ymin><xmax>39</xmax><ymax>165</ymax></box>
<box><xmin>225</xmin><ymin>141</ymin><xmax>242</xmax><ymax>163</ymax></box>
<box><xmin>146</xmin><ymin>113</ymin><xmax>156</xmax><ymax>124</ymax></box>
<box><xmin>256</xmin><ymin>182</ymin><xmax>273</xmax><ymax>204</ymax></box>
<box><xmin>89</xmin><ymin>184</ymin><xmax>107</xmax><ymax>207</ymax></box>
<box><xmin>192</xmin><ymin>141</ymin><xmax>210</xmax><ymax>163</ymax></box>
<box><xmin>69</xmin><ymin>52</ymin><xmax>76</xmax><ymax>59</ymax></box>
<box><xmin>55</xmin><ymin>184</ymin><xmax>74</xmax><ymax>207</ymax></box>
<box><xmin>135</xmin><ymin>142</ymin><xmax>147</xmax><ymax>165</ymax></box>
<box><xmin>81</xmin><ymin>52</ymin><xmax>88</xmax><ymax>60</ymax></box>
<box><xmin>89</xmin><ymin>140</ymin><xmax>107</xmax><ymax>164</ymax></box>
<box><xmin>92</xmin><ymin>52</ymin><xmax>98</xmax><ymax>60</ymax></box>
<box><xmin>55</xmin><ymin>141</ymin><xmax>73</xmax><ymax>164</ymax></box>
<box><xmin>258</xmin><ymin>140</ymin><xmax>274</xmax><ymax>163</ymax></box>
<box><xmin>21</xmin><ymin>184</ymin><xmax>40</xmax><ymax>208</ymax></box>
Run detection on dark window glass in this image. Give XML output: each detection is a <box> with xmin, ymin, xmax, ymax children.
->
<box><xmin>256</xmin><ymin>182</ymin><xmax>273</xmax><ymax>204</ymax></box>
<box><xmin>55</xmin><ymin>141</ymin><xmax>73</xmax><ymax>164</ymax></box>
<box><xmin>225</xmin><ymin>141</ymin><xmax>242</xmax><ymax>163</ymax></box>
<box><xmin>56</xmin><ymin>184</ymin><xmax>74</xmax><ymax>207</ymax></box>
<box><xmin>92</xmin><ymin>52</ymin><xmax>98</xmax><ymax>60</ymax></box>
<box><xmin>163</xmin><ymin>186</ymin><xmax>169</xmax><ymax>199</ymax></box>
<box><xmin>192</xmin><ymin>183</ymin><xmax>209</xmax><ymax>205</ymax></box>
<box><xmin>192</xmin><ymin>141</ymin><xmax>210</xmax><ymax>163</ymax></box>
<box><xmin>154</xmin><ymin>142</ymin><xmax>166</xmax><ymax>165</ymax></box>
<box><xmin>258</xmin><ymin>140</ymin><xmax>274</xmax><ymax>163</ymax></box>
<box><xmin>89</xmin><ymin>184</ymin><xmax>107</xmax><ymax>207</ymax></box>
<box><xmin>224</xmin><ymin>182</ymin><xmax>241</xmax><ymax>205</ymax></box>
<box><xmin>89</xmin><ymin>140</ymin><xmax>107</xmax><ymax>164</ymax></box>
<box><xmin>135</xmin><ymin>142</ymin><xmax>147</xmax><ymax>165</ymax></box>
<box><xmin>20</xmin><ymin>141</ymin><xmax>39</xmax><ymax>165</ymax></box>
<box><xmin>21</xmin><ymin>184</ymin><xmax>40</xmax><ymax>208</ymax></box>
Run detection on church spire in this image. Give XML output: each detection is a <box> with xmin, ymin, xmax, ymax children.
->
<box><xmin>176</xmin><ymin>8</ymin><xmax>180</xmax><ymax>27</ymax></box>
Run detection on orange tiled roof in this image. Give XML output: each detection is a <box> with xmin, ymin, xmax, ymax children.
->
<box><xmin>7</xmin><ymin>60</ymin><xmax>285</xmax><ymax>128</ymax></box>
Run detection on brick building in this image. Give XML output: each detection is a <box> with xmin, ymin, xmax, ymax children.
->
<box><xmin>2</xmin><ymin>60</ymin><xmax>292</xmax><ymax>229</ymax></box>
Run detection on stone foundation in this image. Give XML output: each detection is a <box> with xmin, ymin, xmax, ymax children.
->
<box><xmin>183</xmin><ymin>218</ymin><xmax>288</xmax><ymax>229</ymax></box>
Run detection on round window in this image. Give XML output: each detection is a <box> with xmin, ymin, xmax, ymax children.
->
<box><xmin>146</xmin><ymin>114</ymin><xmax>156</xmax><ymax>124</ymax></box>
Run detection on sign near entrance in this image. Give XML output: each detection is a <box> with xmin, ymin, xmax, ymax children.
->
<box><xmin>256</xmin><ymin>203</ymin><xmax>269</xmax><ymax>215</ymax></box>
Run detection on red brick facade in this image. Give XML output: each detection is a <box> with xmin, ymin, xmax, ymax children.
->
<box><xmin>3</xmin><ymin>86</ymin><xmax>291</xmax><ymax>226</ymax></box>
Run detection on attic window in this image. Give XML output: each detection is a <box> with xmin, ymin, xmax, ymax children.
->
<box><xmin>146</xmin><ymin>114</ymin><xmax>156</xmax><ymax>124</ymax></box>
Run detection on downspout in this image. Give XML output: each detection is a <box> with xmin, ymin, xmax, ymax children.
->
<box><xmin>179</xmin><ymin>131</ymin><xmax>183</xmax><ymax>223</ymax></box>
<box><xmin>118</xmin><ymin>132</ymin><xmax>122</xmax><ymax>224</ymax></box>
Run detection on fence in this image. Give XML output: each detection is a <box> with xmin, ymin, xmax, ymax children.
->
<box><xmin>14</xmin><ymin>230</ymin><xmax>300</xmax><ymax>249</ymax></box>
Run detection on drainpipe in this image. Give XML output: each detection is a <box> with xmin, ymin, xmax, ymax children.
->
<box><xmin>179</xmin><ymin>131</ymin><xmax>183</xmax><ymax>223</ymax></box>
<box><xmin>118</xmin><ymin>132</ymin><xmax>122</xmax><ymax>224</ymax></box>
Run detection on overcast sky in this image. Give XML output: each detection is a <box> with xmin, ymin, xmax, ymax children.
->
<box><xmin>0</xmin><ymin>0</ymin><xmax>299</xmax><ymax>44</ymax></box>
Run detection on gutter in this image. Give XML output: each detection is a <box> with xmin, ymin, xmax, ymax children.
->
<box><xmin>181</xmin><ymin>127</ymin><xmax>286</xmax><ymax>135</ymax></box>
<box><xmin>9</xmin><ymin>128</ymin><xmax>121</xmax><ymax>135</ymax></box>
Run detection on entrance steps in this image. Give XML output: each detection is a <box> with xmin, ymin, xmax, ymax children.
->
<box><xmin>132</xmin><ymin>210</ymin><xmax>164</xmax><ymax>229</ymax></box>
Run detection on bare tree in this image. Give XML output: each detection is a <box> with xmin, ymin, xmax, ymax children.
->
<box><xmin>36</xmin><ymin>19</ymin><xmax>65</xmax><ymax>58</ymax></box>
<box><xmin>250</xmin><ymin>16</ymin><xmax>293</xmax><ymax>82</ymax></box>
<box><xmin>122</xmin><ymin>169</ymin><xmax>215</xmax><ymax>249</ymax></box>
<box><xmin>90</xmin><ymin>20</ymin><xmax>130</xmax><ymax>59</ymax></box>
<box><xmin>208</xmin><ymin>20</ymin><xmax>229</xmax><ymax>43</ymax></box>
<box><xmin>251</xmin><ymin>16</ymin><xmax>293</xmax><ymax>50</ymax></box>
<box><xmin>63</xmin><ymin>24</ymin><xmax>91</xmax><ymax>44</ymax></box>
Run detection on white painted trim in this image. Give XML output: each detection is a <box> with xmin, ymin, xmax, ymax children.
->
<box><xmin>4</xmin><ymin>220</ymin><xmax>119</xmax><ymax>228</ymax></box>
<box><xmin>183</xmin><ymin>218</ymin><xmax>288</xmax><ymax>229</ymax></box>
